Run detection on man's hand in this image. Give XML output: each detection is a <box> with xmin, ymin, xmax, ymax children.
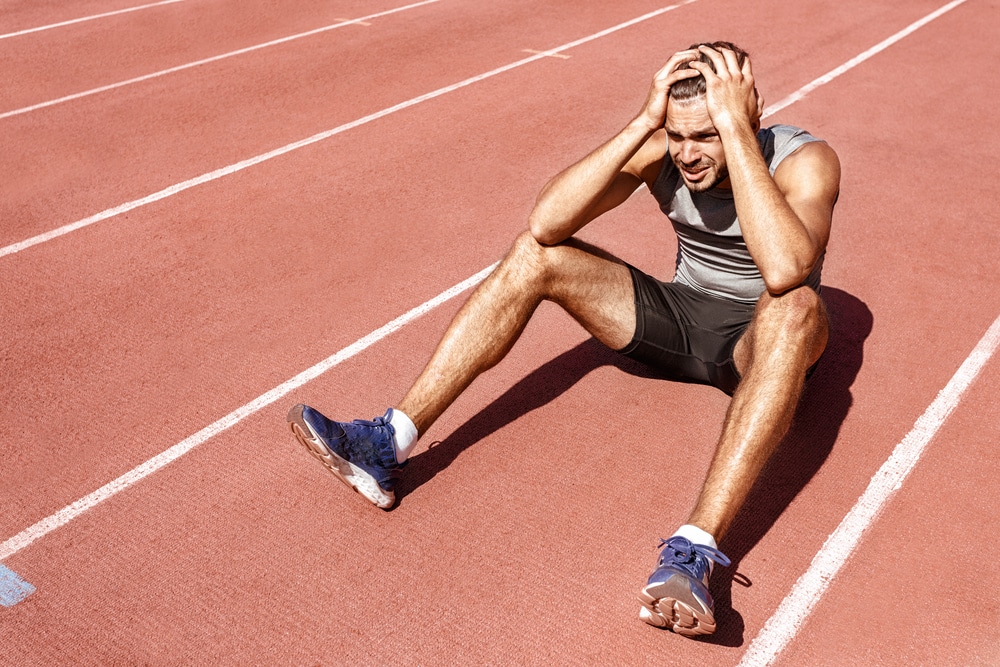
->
<box><xmin>637</xmin><ymin>49</ymin><xmax>701</xmax><ymax>131</ymax></box>
<box><xmin>686</xmin><ymin>46</ymin><xmax>761</xmax><ymax>133</ymax></box>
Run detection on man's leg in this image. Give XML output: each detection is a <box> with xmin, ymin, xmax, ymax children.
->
<box><xmin>289</xmin><ymin>230</ymin><xmax>638</xmax><ymax>507</ymax></box>
<box><xmin>688</xmin><ymin>285</ymin><xmax>829</xmax><ymax>539</ymax></box>
<box><xmin>397</xmin><ymin>231</ymin><xmax>637</xmax><ymax>435</ymax></box>
<box><xmin>640</xmin><ymin>285</ymin><xmax>828</xmax><ymax>636</ymax></box>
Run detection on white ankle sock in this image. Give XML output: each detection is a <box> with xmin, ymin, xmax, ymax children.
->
<box><xmin>388</xmin><ymin>408</ymin><xmax>418</xmax><ymax>463</ymax></box>
<box><xmin>671</xmin><ymin>524</ymin><xmax>720</xmax><ymax>576</ymax></box>
<box><xmin>671</xmin><ymin>524</ymin><xmax>718</xmax><ymax>551</ymax></box>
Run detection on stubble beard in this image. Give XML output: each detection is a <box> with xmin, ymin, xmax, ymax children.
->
<box><xmin>677</xmin><ymin>159</ymin><xmax>730</xmax><ymax>193</ymax></box>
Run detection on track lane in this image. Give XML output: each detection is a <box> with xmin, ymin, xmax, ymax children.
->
<box><xmin>1</xmin><ymin>0</ymin><xmax>192</xmax><ymax>38</ymax></box>
<box><xmin>0</xmin><ymin>0</ymin><xmax>443</xmax><ymax>119</ymax></box>
<box><xmin>1</xmin><ymin>0</ymin><xmax>451</xmax><ymax>246</ymax></box>
<box><xmin>2</xmin><ymin>0</ymin><xmax>994</xmax><ymax>662</ymax></box>
<box><xmin>0</xmin><ymin>0</ymin><xmax>330</xmax><ymax>109</ymax></box>
<box><xmin>774</xmin><ymin>354</ymin><xmax>1000</xmax><ymax>667</ymax></box>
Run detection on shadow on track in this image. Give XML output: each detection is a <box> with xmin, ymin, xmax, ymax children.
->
<box><xmin>397</xmin><ymin>288</ymin><xmax>871</xmax><ymax>646</ymax></box>
<box><xmin>396</xmin><ymin>338</ymin><xmax>664</xmax><ymax>500</ymax></box>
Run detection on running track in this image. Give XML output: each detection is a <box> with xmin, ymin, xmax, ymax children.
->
<box><xmin>2</xmin><ymin>0</ymin><xmax>998</xmax><ymax>663</ymax></box>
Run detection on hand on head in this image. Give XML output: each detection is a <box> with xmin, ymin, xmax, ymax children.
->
<box><xmin>685</xmin><ymin>45</ymin><xmax>763</xmax><ymax>132</ymax></box>
<box><xmin>637</xmin><ymin>48</ymin><xmax>701</xmax><ymax>131</ymax></box>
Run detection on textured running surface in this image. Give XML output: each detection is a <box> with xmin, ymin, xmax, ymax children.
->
<box><xmin>2</xmin><ymin>0</ymin><xmax>998</xmax><ymax>664</ymax></box>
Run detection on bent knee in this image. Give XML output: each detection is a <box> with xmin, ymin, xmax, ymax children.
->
<box><xmin>506</xmin><ymin>229</ymin><xmax>582</xmax><ymax>281</ymax></box>
<box><xmin>500</xmin><ymin>230</ymin><xmax>558</xmax><ymax>287</ymax></box>
<box><xmin>758</xmin><ymin>287</ymin><xmax>828</xmax><ymax>341</ymax></box>
<box><xmin>510</xmin><ymin>229</ymin><xmax>545</xmax><ymax>259</ymax></box>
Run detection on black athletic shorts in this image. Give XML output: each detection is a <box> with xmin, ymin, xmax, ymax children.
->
<box><xmin>617</xmin><ymin>264</ymin><xmax>756</xmax><ymax>396</ymax></box>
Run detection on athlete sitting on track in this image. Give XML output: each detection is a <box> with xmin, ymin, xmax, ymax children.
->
<box><xmin>287</xmin><ymin>41</ymin><xmax>840</xmax><ymax>637</ymax></box>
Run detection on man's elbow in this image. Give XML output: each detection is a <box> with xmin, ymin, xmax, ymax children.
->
<box><xmin>528</xmin><ymin>212</ymin><xmax>560</xmax><ymax>246</ymax></box>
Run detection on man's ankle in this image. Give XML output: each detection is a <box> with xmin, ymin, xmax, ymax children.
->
<box><xmin>388</xmin><ymin>408</ymin><xmax>418</xmax><ymax>462</ymax></box>
<box><xmin>672</xmin><ymin>524</ymin><xmax>718</xmax><ymax>551</ymax></box>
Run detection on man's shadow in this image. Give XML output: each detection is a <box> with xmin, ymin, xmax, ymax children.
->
<box><xmin>397</xmin><ymin>288</ymin><xmax>872</xmax><ymax>645</ymax></box>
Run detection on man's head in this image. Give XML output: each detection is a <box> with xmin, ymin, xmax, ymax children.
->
<box><xmin>669</xmin><ymin>41</ymin><xmax>750</xmax><ymax>103</ymax></box>
<box><xmin>666</xmin><ymin>41</ymin><xmax>753</xmax><ymax>192</ymax></box>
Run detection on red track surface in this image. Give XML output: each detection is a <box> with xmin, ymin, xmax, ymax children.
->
<box><xmin>2</xmin><ymin>0</ymin><xmax>997</xmax><ymax>663</ymax></box>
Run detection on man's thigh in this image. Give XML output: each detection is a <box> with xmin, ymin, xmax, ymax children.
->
<box><xmin>540</xmin><ymin>236</ymin><xmax>638</xmax><ymax>351</ymax></box>
<box><xmin>615</xmin><ymin>266</ymin><xmax>755</xmax><ymax>395</ymax></box>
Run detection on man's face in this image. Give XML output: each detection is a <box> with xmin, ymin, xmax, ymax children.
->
<box><xmin>665</xmin><ymin>95</ymin><xmax>730</xmax><ymax>192</ymax></box>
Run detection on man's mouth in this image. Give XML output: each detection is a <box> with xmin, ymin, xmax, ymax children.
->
<box><xmin>681</xmin><ymin>164</ymin><xmax>709</xmax><ymax>180</ymax></box>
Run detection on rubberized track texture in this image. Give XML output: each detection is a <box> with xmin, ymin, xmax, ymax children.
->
<box><xmin>1</xmin><ymin>0</ymin><xmax>998</xmax><ymax>664</ymax></box>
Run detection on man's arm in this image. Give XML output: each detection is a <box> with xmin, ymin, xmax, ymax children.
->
<box><xmin>689</xmin><ymin>48</ymin><xmax>841</xmax><ymax>295</ymax></box>
<box><xmin>528</xmin><ymin>50</ymin><xmax>700</xmax><ymax>246</ymax></box>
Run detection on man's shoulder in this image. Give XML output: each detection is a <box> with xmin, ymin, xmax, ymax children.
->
<box><xmin>758</xmin><ymin>124</ymin><xmax>826</xmax><ymax>175</ymax></box>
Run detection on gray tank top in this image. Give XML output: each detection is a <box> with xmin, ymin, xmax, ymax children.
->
<box><xmin>649</xmin><ymin>124</ymin><xmax>824</xmax><ymax>303</ymax></box>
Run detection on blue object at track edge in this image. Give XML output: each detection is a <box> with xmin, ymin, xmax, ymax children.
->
<box><xmin>0</xmin><ymin>564</ymin><xmax>35</xmax><ymax>607</ymax></box>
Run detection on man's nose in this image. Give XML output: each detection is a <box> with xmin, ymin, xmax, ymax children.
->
<box><xmin>679</xmin><ymin>141</ymin><xmax>700</xmax><ymax>165</ymax></box>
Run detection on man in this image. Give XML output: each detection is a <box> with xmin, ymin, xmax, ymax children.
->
<box><xmin>287</xmin><ymin>41</ymin><xmax>840</xmax><ymax>637</ymax></box>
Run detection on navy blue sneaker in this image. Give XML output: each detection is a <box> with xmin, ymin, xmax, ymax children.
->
<box><xmin>638</xmin><ymin>536</ymin><xmax>731</xmax><ymax>636</ymax></box>
<box><xmin>287</xmin><ymin>404</ymin><xmax>401</xmax><ymax>509</ymax></box>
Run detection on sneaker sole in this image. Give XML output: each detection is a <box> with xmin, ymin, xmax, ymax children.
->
<box><xmin>638</xmin><ymin>579</ymin><xmax>716</xmax><ymax>637</ymax></box>
<box><xmin>287</xmin><ymin>404</ymin><xmax>395</xmax><ymax>510</ymax></box>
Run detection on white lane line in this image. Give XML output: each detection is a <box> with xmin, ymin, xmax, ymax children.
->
<box><xmin>0</xmin><ymin>0</ymin><xmax>699</xmax><ymax>261</ymax></box>
<box><xmin>0</xmin><ymin>0</ymin><xmax>188</xmax><ymax>41</ymax></box>
<box><xmin>523</xmin><ymin>49</ymin><xmax>571</xmax><ymax>59</ymax></box>
<box><xmin>738</xmin><ymin>312</ymin><xmax>1000</xmax><ymax>667</ymax></box>
<box><xmin>0</xmin><ymin>262</ymin><xmax>499</xmax><ymax>562</ymax></box>
<box><xmin>762</xmin><ymin>0</ymin><xmax>970</xmax><ymax>118</ymax></box>
<box><xmin>0</xmin><ymin>0</ymin><xmax>442</xmax><ymax>121</ymax></box>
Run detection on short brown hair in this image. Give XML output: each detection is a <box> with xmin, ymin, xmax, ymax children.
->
<box><xmin>669</xmin><ymin>41</ymin><xmax>750</xmax><ymax>102</ymax></box>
